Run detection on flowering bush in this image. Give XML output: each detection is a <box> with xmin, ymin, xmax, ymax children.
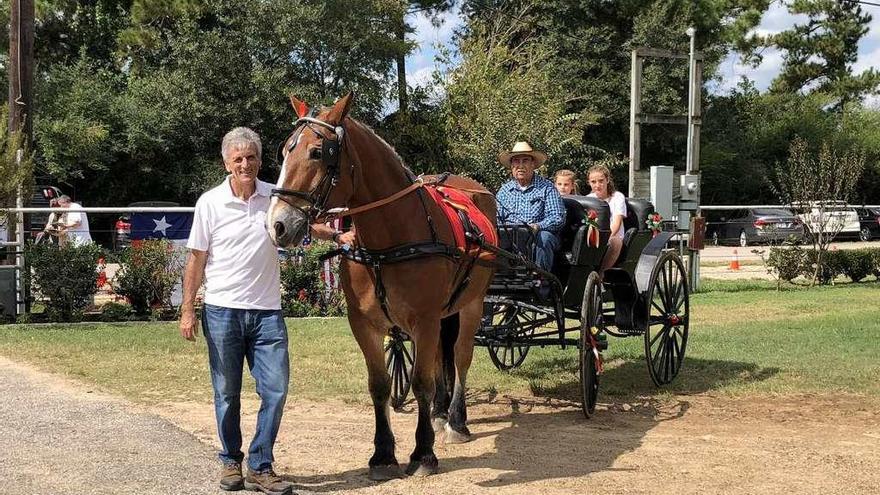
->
<box><xmin>113</xmin><ymin>240</ymin><xmax>185</xmax><ymax>315</ymax></box>
<box><xmin>279</xmin><ymin>240</ymin><xmax>347</xmax><ymax>317</ymax></box>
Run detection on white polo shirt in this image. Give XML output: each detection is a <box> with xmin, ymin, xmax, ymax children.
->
<box><xmin>187</xmin><ymin>176</ymin><xmax>281</xmax><ymax>310</ymax></box>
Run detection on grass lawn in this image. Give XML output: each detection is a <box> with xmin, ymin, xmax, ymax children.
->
<box><xmin>0</xmin><ymin>280</ymin><xmax>878</xmax><ymax>405</ymax></box>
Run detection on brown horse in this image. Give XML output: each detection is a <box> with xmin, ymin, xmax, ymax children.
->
<box><xmin>266</xmin><ymin>93</ymin><xmax>496</xmax><ymax>479</ymax></box>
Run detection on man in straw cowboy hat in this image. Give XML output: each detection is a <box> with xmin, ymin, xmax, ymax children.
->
<box><xmin>496</xmin><ymin>141</ymin><xmax>566</xmax><ymax>275</ymax></box>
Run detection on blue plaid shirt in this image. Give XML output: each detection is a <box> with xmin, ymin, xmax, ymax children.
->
<box><xmin>496</xmin><ymin>174</ymin><xmax>566</xmax><ymax>233</ymax></box>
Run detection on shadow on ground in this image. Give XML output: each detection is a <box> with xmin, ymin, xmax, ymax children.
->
<box><xmin>289</xmin><ymin>356</ymin><xmax>778</xmax><ymax>491</ymax></box>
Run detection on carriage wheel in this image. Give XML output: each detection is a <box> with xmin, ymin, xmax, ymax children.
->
<box><xmin>486</xmin><ymin>303</ymin><xmax>534</xmax><ymax>371</ymax></box>
<box><xmin>645</xmin><ymin>251</ymin><xmax>689</xmax><ymax>386</ymax></box>
<box><xmin>384</xmin><ymin>330</ymin><xmax>414</xmax><ymax>410</ymax></box>
<box><xmin>579</xmin><ymin>272</ymin><xmax>603</xmax><ymax>418</ymax></box>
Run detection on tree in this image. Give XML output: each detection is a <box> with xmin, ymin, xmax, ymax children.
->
<box><xmin>457</xmin><ymin>0</ymin><xmax>771</xmax><ymax>167</ymax></box>
<box><xmin>741</xmin><ymin>0</ymin><xmax>880</xmax><ymax>106</ymax></box>
<box><xmin>442</xmin><ymin>8</ymin><xmax>604</xmax><ymax>189</ymax></box>
<box><xmin>770</xmin><ymin>137</ymin><xmax>865</xmax><ymax>285</ymax></box>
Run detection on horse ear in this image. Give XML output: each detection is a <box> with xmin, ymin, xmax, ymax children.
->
<box><xmin>327</xmin><ymin>92</ymin><xmax>354</xmax><ymax>123</ymax></box>
<box><xmin>289</xmin><ymin>95</ymin><xmax>309</xmax><ymax>119</ymax></box>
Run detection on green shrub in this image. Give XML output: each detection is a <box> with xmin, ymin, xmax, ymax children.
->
<box><xmin>113</xmin><ymin>240</ymin><xmax>185</xmax><ymax>315</ymax></box>
<box><xmin>279</xmin><ymin>240</ymin><xmax>346</xmax><ymax>317</ymax></box>
<box><xmin>805</xmin><ymin>249</ymin><xmax>846</xmax><ymax>285</ymax></box>
<box><xmin>25</xmin><ymin>241</ymin><xmax>103</xmax><ymax>321</ymax></box>
<box><xmin>766</xmin><ymin>246</ymin><xmax>805</xmax><ymax>283</ymax></box>
<box><xmin>841</xmin><ymin>249</ymin><xmax>874</xmax><ymax>283</ymax></box>
<box><xmin>872</xmin><ymin>250</ymin><xmax>880</xmax><ymax>278</ymax></box>
<box><xmin>101</xmin><ymin>301</ymin><xmax>133</xmax><ymax>322</ymax></box>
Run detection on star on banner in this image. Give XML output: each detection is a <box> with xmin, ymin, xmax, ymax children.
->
<box><xmin>153</xmin><ymin>216</ymin><xmax>172</xmax><ymax>236</ymax></box>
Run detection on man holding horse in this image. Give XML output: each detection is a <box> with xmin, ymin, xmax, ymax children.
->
<box><xmin>179</xmin><ymin>127</ymin><xmax>293</xmax><ymax>495</ymax></box>
<box><xmin>496</xmin><ymin>141</ymin><xmax>566</xmax><ymax>273</ymax></box>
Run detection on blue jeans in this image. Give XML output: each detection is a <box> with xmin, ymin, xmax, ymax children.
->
<box><xmin>534</xmin><ymin>229</ymin><xmax>561</xmax><ymax>272</ymax></box>
<box><xmin>202</xmin><ymin>304</ymin><xmax>290</xmax><ymax>472</ymax></box>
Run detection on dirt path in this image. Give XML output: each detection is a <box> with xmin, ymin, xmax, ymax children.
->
<box><xmin>0</xmin><ymin>357</ymin><xmax>219</xmax><ymax>495</ymax></box>
<box><xmin>3</xmin><ymin>356</ymin><xmax>878</xmax><ymax>495</ymax></box>
<box><xmin>156</xmin><ymin>392</ymin><xmax>880</xmax><ymax>495</ymax></box>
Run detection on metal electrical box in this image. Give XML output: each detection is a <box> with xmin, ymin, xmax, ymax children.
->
<box><xmin>678</xmin><ymin>174</ymin><xmax>700</xmax><ymax>230</ymax></box>
<box><xmin>650</xmin><ymin>166</ymin><xmax>674</xmax><ymax>219</ymax></box>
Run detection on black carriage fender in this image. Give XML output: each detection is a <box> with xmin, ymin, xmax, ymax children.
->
<box><xmin>634</xmin><ymin>231</ymin><xmax>677</xmax><ymax>293</ymax></box>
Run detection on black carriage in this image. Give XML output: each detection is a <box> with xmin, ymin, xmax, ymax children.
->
<box><xmin>386</xmin><ymin>197</ymin><xmax>690</xmax><ymax>417</ymax></box>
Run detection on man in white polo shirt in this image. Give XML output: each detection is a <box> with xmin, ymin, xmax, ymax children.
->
<box><xmin>179</xmin><ymin>127</ymin><xmax>292</xmax><ymax>495</ymax></box>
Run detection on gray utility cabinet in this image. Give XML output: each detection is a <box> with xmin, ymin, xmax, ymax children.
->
<box><xmin>0</xmin><ymin>268</ymin><xmax>16</xmax><ymax>320</ymax></box>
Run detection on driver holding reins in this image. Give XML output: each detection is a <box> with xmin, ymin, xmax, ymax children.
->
<box><xmin>495</xmin><ymin>141</ymin><xmax>566</xmax><ymax>274</ymax></box>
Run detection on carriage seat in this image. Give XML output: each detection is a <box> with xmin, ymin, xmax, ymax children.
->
<box><xmin>561</xmin><ymin>195</ymin><xmax>610</xmax><ymax>266</ymax></box>
<box><xmin>614</xmin><ymin>198</ymin><xmax>655</xmax><ymax>268</ymax></box>
<box><xmin>623</xmin><ymin>198</ymin><xmax>654</xmax><ymax>232</ymax></box>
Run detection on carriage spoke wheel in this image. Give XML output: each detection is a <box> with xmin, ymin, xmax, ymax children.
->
<box><xmin>579</xmin><ymin>272</ymin><xmax>603</xmax><ymax>418</ymax></box>
<box><xmin>487</xmin><ymin>304</ymin><xmax>535</xmax><ymax>371</ymax></box>
<box><xmin>645</xmin><ymin>251</ymin><xmax>689</xmax><ymax>386</ymax></box>
<box><xmin>384</xmin><ymin>330</ymin><xmax>414</xmax><ymax>410</ymax></box>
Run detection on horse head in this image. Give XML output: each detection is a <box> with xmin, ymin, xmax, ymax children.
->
<box><xmin>267</xmin><ymin>93</ymin><xmax>354</xmax><ymax>248</ymax></box>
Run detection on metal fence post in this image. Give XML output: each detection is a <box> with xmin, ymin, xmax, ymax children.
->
<box><xmin>15</xmin><ymin>150</ymin><xmax>25</xmax><ymax>317</ymax></box>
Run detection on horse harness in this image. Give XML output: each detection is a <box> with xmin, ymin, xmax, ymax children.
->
<box><xmin>271</xmin><ymin>116</ymin><xmax>494</xmax><ymax>324</ymax></box>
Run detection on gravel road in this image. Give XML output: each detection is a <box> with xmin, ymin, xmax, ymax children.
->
<box><xmin>0</xmin><ymin>357</ymin><xmax>222</xmax><ymax>495</ymax></box>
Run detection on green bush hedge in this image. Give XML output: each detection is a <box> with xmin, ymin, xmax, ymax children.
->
<box><xmin>25</xmin><ymin>241</ymin><xmax>103</xmax><ymax>321</ymax></box>
<box><xmin>766</xmin><ymin>246</ymin><xmax>880</xmax><ymax>285</ymax></box>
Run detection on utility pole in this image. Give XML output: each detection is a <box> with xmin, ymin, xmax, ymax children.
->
<box><xmin>9</xmin><ymin>0</ymin><xmax>35</xmax><ymax>140</ymax></box>
<box><xmin>8</xmin><ymin>0</ymin><xmax>35</xmax><ymax>318</ymax></box>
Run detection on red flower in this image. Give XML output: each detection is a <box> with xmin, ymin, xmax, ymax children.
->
<box><xmin>588</xmin><ymin>210</ymin><xmax>598</xmax><ymax>220</ymax></box>
<box><xmin>651</xmin><ymin>213</ymin><xmax>662</xmax><ymax>221</ymax></box>
<box><xmin>297</xmin><ymin>289</ymin><xmax>308</xmax><ymax>302</ymax></box>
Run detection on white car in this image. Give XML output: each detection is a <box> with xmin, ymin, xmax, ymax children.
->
<box><xmin>794</xmin><ymin>201</ymin><xmax>860</xmax><ymax>239</ymax></box>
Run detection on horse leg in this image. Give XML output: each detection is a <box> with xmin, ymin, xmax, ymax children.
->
<box><xmin>445</xmin><ymin>301</ymin><xmax>481</xmax><ymax>444</ymax></box>
<box><xmin>406</xmin><ymin>322</ymin><xmax>441</xmax><ymax>477</ymax></box>
<box><xmin>431</xmin><ymin>314</ymin><xmax>458</xmax><ymax>432</ymax></box>
<box><xmin>349</xmin><ymin>315</ymin><xmax>401</xmax><ymax>481</ymax></box>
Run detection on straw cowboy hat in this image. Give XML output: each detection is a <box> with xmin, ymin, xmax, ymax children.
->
<box><xmin>498</xmin><ymin>141</ymin><xmax>548</xmax><ymax>167</ymax></box>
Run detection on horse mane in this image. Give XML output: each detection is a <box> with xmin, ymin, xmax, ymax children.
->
<box><xmin>347</xmin><ymin>118</ymin><xmax>416</xmax><ymax>177</ymax></box>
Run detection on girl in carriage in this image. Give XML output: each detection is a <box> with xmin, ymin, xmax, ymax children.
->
<box><xmin>587</xmin><ymin>164</ymin><xmax>627</xmax><ymax>272</ymax></box>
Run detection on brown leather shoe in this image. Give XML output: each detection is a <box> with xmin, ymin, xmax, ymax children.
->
<box><xmin>244</xmin><ymin>468</ymin><xmax>292</xmax><ymax>495</ymax></box>
<box><xmin>219</xmin><ymin>462</ymin><xmax>244</xmax><ymax>491</ymax></box>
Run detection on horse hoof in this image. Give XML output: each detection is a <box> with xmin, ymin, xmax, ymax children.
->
<box><xmin>431</xmin><ymin>417</ymin><xmax>448</xmax><ymax>432</ymax></box>
<box><xmin>444</xmin><ymin>423</ymin><xmax>472</xmax><ymax>444</ymax></box>
<box><xmin>368</xmin><ymin>464</ymin><xmax>404</xmax><ymax>481</ymax></box>
<box><xmin>405</xmin><ymin>461</ymin><xmax>439</xmax><ymax>477</ymax></box>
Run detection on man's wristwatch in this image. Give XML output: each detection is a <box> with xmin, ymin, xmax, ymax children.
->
<box><xmin>332</xmin><ymin>230</ymin><xmax>343</xmax><ymax>243</ymax></box>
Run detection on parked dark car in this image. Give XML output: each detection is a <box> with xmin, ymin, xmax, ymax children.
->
<box><xmin>113</xmin><ymin>201</ymin><xmax>180</xmax><ymax>251</ymax></box>
<box><xmin>855</xmin><ymin>207</ymin><xmax>880</xmax><ymax>242</ymax></box>
<box><xmin>711</xmin><ymin>208</ymin><xmax>804</xmax><ymax>247</ymax></box>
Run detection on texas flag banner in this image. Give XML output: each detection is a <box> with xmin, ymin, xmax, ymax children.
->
<box><xmin>130</xmin><ymin>212</ymin><xmax>193</xmax><ymax>244</ymax></box>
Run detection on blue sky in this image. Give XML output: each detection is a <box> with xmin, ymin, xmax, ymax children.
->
<box><xmin>404</xmin><ymin>2</ymin><xmax>880</xmax><ymax>107</ymax></box>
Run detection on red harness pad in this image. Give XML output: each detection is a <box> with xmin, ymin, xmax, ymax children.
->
<box><xmin>424</xmin><ymin>185</ymin><xmax>498</xmax><ymax>258</ymax></box>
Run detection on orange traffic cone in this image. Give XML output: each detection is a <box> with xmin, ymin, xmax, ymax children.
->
<box><xmin>729</xmin><ymin>249</ymin><xmax>741</xmax><ymax>271</ymax></box>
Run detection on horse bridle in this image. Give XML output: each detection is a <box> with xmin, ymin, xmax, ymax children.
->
<box><xmin>271</xmin><ymin>116</ymin><xmax>346</xmax><ymax>222</ymax></box>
